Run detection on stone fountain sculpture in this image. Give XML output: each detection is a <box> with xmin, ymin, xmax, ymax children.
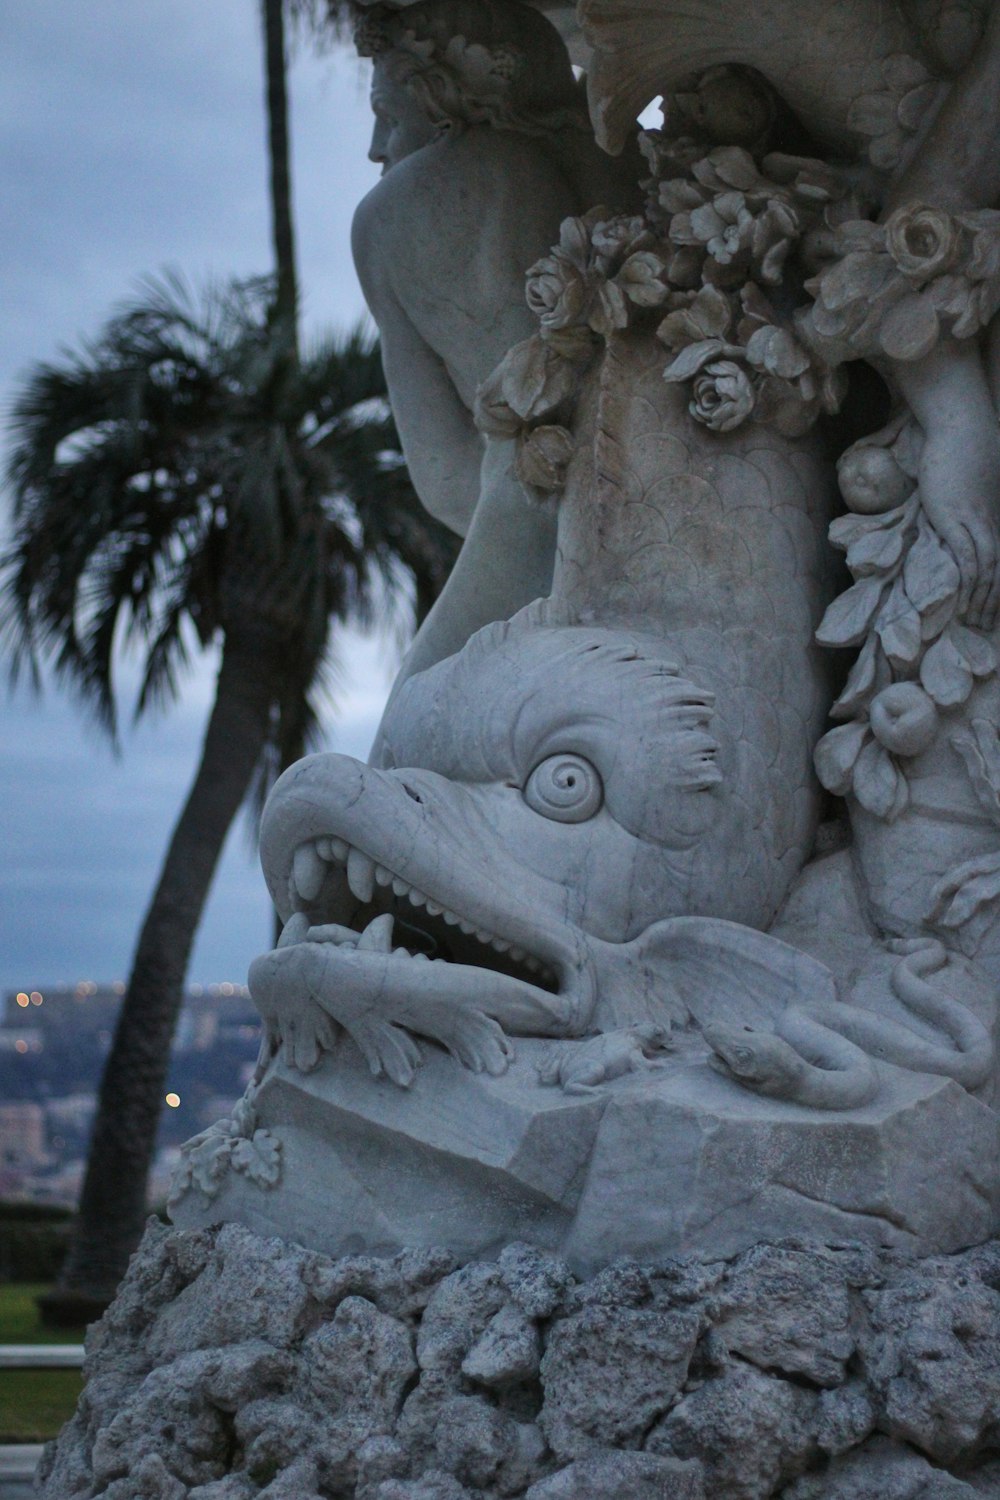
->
<box><xmin>169</xmin><ymin>0</ymin><xmax>1000</xmax><ymax>1264</ymax></box>
<box><xmin>42</xmin><ymin>2</ymin><xmax>1000</xmax><ymax>1497</ymax></box>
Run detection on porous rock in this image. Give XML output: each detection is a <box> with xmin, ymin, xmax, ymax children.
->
<box><xmin>524</xmin><ymin>1451</ymin><xmax>705</xmax><ymax>1498</ymax></box>
<box><xmin>539</xmin><ymin>1303</ymin><xmax>701</xmax><ymax>1456</ymax></box>
<box><xmin>38</xmin><ymin>1220</ymin><xmax>1000</xmax><ymax>1499</ymax></box>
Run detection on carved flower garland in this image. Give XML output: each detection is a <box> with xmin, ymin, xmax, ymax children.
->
<box><xmin>813</xmin><ymin>418</ymin><xmax>997</xmax><ymax>821</ymax></box>
<box><xmin>475</xmin><ymin>140</ymin><xmax>853</xmax><ymax>497</ymax></box>
<box><xmin>802</xmin><ymin>203</ymin><xmax>1000</xmax><ymax>363</ymax></box>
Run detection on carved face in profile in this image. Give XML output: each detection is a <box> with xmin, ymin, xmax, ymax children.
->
<box><xmin>368</xmin><ymin>58</ymin><xmax>440</xmax><ymax>173</ymax></box>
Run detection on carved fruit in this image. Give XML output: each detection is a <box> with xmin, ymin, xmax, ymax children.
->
<box><xmin>838</xmin><ymin>446</ymin><xmax>913</xmax><ymax>514</ymax></box>
<box><xmin>869</xmin><ymin>682</ymin><xmax>938</xmax><ymax>756</ymax></box>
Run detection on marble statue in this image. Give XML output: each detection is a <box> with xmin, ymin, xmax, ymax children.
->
<box><xmin>170</xmin><ymin>0</ymin><xmax>1000</xmax><ymax>1269</ymax></box>
<box><xmin>45</xmin><ymin>2</ymin><xmax>1000</xmax><ymax>1497</ymax></box>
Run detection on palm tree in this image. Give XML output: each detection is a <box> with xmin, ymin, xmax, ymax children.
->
<box><xmin>2</xmin><ymin>273</ymin><xmax>455</xmax><ymax>1306</ymax></box>
<box><xmin>3</xmin><ymin>1</ymin><xmax>456</xmax><ymax>1307</ymax></box>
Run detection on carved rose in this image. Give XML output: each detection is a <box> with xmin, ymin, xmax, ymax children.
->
<box><xmin>689</xmin><ymin>358</ymin><xmax>757</xmax><ymax>432</ymax></box>
<box><xmin>515</xmin><ymin>423</ymin><xmax>575</xmax><ymax>498</ymax></box>
<box><xmin>885</xmin><ymin>204</ymin><xmax>961</xmax><ymax>283</ymax></box>
<box><xmin>590</xmin><ymin>215</ymin><xmax>652</xmax><ymax>271</ymax></box>
<box><xmin>526</xmin><ymin>250</ymin><xmax>592</xmax><ymax>331</ymax></box>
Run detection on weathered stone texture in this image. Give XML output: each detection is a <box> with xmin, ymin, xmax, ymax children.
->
<box><xmin>37</xmin><ymin>1220</ymin><xmax>1000</xmax><ymax>1499</ymax></box>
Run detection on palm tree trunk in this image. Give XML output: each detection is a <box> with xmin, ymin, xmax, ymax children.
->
<box><xmin>263</xmin><ymin>0</ymin><xmax>299</xmax><ymax>359</ymax></box>
<box><xmin>57</xmin><ymin>630</ymin><xmax>284</xmax><ymax>1300</ymax></box>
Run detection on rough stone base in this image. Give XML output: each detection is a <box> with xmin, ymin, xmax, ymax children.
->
<box><xmin>38</xmin><ymin>1221</ymin><xmax>1000</xmax><ymax>1499</ymax></box>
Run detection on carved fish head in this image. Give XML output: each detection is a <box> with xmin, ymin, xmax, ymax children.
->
<box><xmin>257</xmin><ymin>604</ymin><xmax>722</xmax><ymax>1040</ymax></box>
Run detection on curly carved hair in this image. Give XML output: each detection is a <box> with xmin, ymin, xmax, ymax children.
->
<box><xmin>352</xmin><ymin>0</ymin><xmax>588</xmax><ymax>138</ymax></box>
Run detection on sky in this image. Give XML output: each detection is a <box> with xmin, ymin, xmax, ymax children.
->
<box><xmin>0</xmin><ymin>2</ymin><xmax>399</xmax><ymax>993</ymax></box>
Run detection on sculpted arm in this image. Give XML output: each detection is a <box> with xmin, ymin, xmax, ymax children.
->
<box><xmin>871</xmin><ymin>5</ymin><xmax>1000</xmax><ymax>627</ymax></box>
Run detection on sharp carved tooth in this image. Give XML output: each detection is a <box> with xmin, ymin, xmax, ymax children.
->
<box><xmin>316</xmin><ymin>837</ymin><xmax>333</xmax><ymax>860</ymax></box>
<box><xmin>329</xmin><ymin>836</ymin><xmax>350</xmax><ymax>863</ymax></box>
<box><xmin>413</xmin><ymin>952</ymin><xmax>431</xmax><ymax>961</ymax></box>
<box><xmin>278</xmin><ymin>912</ymin><xmax>310</xmax><ymax>949</ymax></box>
<box><xmin>358</xmin><ymin>912</ymin><xmax>394</xmax><ymax>952</ymax></box>
<box><xmin>392</xmin><ymin>876</ymin><xmax>410</xmax><ymax>897</ymax></box>
<box><xmin>347</xmin><ymin>847</ymin><xmax>376</xmax><ymax>903</ymax></box>
<box><xmin>510</xmin><ymin>945</ymin><xmax>526</xmax><ymax>963</ymax></box>
<box><xmin>442</xmin><ymin>910</ymin><xmax>459</xmax><ymax>926</ymax></box>
<box><xmin>459</xmin><ymin>919</ymin><xmax>476</xmax><ymax>935</ymax></box>
<box><xmin>293</xmin><ymin>843</ymin><xmax>326</xmax><ymax>902</ymax></box>
<box><xmin>426</xmin><ymin>900</ymin><xmax>443</xmax><ymax>916</ymax></box>
<box><xmin>475</xmin><ymin>928</ymin><xmax>492</xmax><ymax>943</ymax></box>
<box><xmin>374</xmin><ymin>864</ymin><xmax>393</xmax><ymax>887</ymax></box>
<box><xmin>490</xmin><ymin>937</ymin><xmax>510</xmax><ymax>954</ymax></box>
<box><xmin>408</xmin><ymin>889</ymin><xmax>427</xmax><ymax>908</ymax></box>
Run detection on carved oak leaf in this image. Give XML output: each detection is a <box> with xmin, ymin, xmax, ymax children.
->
<box><xmin>229</xmin><ymin>1131</ymin><xmax>282</xmax><ymax>1189</ymax></box>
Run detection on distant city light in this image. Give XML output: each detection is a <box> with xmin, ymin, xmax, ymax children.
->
<box><xmin>220</xmin><ymin>982</ymin><xmax>235</xmax><ymax>996</ymax></box>
<box><xmin>112</xmin><ymin>981</ymin><xmax>125</xmax><ymax>995</ymax></box>
<box><xmin>15</xmin><ymin>993</ymin><xmax>29</xmax><ymax>1008</ymax></box>
<box><xmin>14</xmin><ymin>1040</ymin><xmax>28</xmax><ymax>1055</ymax></box>
<box><xmin>29</xmin><ymin>991</ymin><xmax>43</xmax><ymax>1005</ymax></box>
<box><xmin>190</xmin><ymin>984</ymin><xmax>203</xmax><ymax>997</ymax></box>
<box><xmin>165</xmin><ymin>1093</ymin><xmax>181</xmax><ymax>1108</ymax></box>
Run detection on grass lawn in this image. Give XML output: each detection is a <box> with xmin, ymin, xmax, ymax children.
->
<box><xmin>0</xmin><ymin>1283</ymin><xmax>88</xmax><ymax>1442</ymax></box>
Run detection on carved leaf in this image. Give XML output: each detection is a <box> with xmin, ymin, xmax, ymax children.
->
<box><xmin>951</xmin><ymin>720</ymin><xmax>1000</xmax><ymax>817</ymax></box>
<box><xmin>815</xmin><ymin>575</ymin><xmax>887</xmax><ymax>647</ymax></box>
<box><xmin>814</xmin><ymin>720</ymin><xmax>870</xmax><ymax>794</ymax></box>
<box><xmin>930</xmin><ymin>852</ymin><xmax>1000</xmax><ymax>927</ymax></box>
<box><xmin>903</xmin><ymin>520</ymin><xmax>960</xmax><ymax>623</ymax></box>
<box><xmin>230</xmin><ymin>1131</ymin><xmax>282</xmax><ymax>1189</ymax></box>
<box><xmin>828</xmin><ymin>498</ymin><xmax>913</xmax><ymax>553</ymax></box>
<box><xmin>662</xmin><ymin>337</ymin><xmax>728</xmax><ymax>382</ymax></box>
<box><xmin>920</xmin><ymin>630</ymin><xmax>974</xmax><ymax>707</ymax></box>
<box><xmin>879</xmin><ymin>293</ymin><xmax>940</xmax><ymax>361</ymax></box>
<box><xmin>844</xmin><ymin>522</ymin><xmax>905</xmax><ymax>577</ymax></box>
<box><xmin>950</xmin><ymin>623</ymin><xmax>997</xmax><ymax>678</ymax></box>
<box><xmin>852</xmin><ymin>737</ymin><xmax>908</xmax><ymax>821</ymax></box>
<box><xmin>876</xmin><ymin>578</ymin><xmax>922</xmax><ymax>668</ymax></box>
<box><xmin>830</xmin><ymin>635</ymin><xmax>880</xmax><ymax>719</ymax></box>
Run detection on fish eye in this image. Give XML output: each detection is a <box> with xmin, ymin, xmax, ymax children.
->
<box><xmin>523</xmin><ymin>753</ymin><xmax>603</xmax><ymax>823</ymax></box>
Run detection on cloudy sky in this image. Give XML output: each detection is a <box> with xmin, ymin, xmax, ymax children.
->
<box><xmin>1</xmin><ymin>2</ymin><xmax>397</xmax><ymax>993</ymax></box>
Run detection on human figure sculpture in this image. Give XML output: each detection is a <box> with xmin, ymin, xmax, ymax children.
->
<box><xmin>351</xmin><ymin>0</ymin><xmax>640</xmax><ymax>715</ymax></box>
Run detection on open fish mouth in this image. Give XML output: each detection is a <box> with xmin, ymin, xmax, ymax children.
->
<box><xmin>282</xmin><ymin>830</ymin><xmax>563</xmax><ymax>995</ymax></box>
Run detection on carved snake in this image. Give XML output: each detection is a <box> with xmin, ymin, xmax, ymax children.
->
<box><xmin>705</xmin><ymin>939</ymin><xmax>994</xmax><ymax>1109</ymax></box>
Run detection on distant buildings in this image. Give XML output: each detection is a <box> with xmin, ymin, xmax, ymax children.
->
<box><xmin>0</xmin><ymin>979</ymin><xmax>260</xmax><ymax>1207</ymax></box>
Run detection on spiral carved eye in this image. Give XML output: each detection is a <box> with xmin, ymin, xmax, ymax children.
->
<box><xmin>523</xmin><ymin>754</ymin><xmax>603</xmax><ymax>822</ymax></box>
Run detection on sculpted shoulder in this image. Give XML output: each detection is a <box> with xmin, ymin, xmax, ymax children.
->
<box><xmin>352</xmin><ymin>129</ymin><xmax>578</xmax><ymax>290</ymax></box>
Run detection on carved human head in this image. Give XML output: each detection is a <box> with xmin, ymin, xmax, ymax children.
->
<box><xmin>355</xmin><ymin>0</ymin><xmax>585</xmax><ymax>168</ymax></box>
